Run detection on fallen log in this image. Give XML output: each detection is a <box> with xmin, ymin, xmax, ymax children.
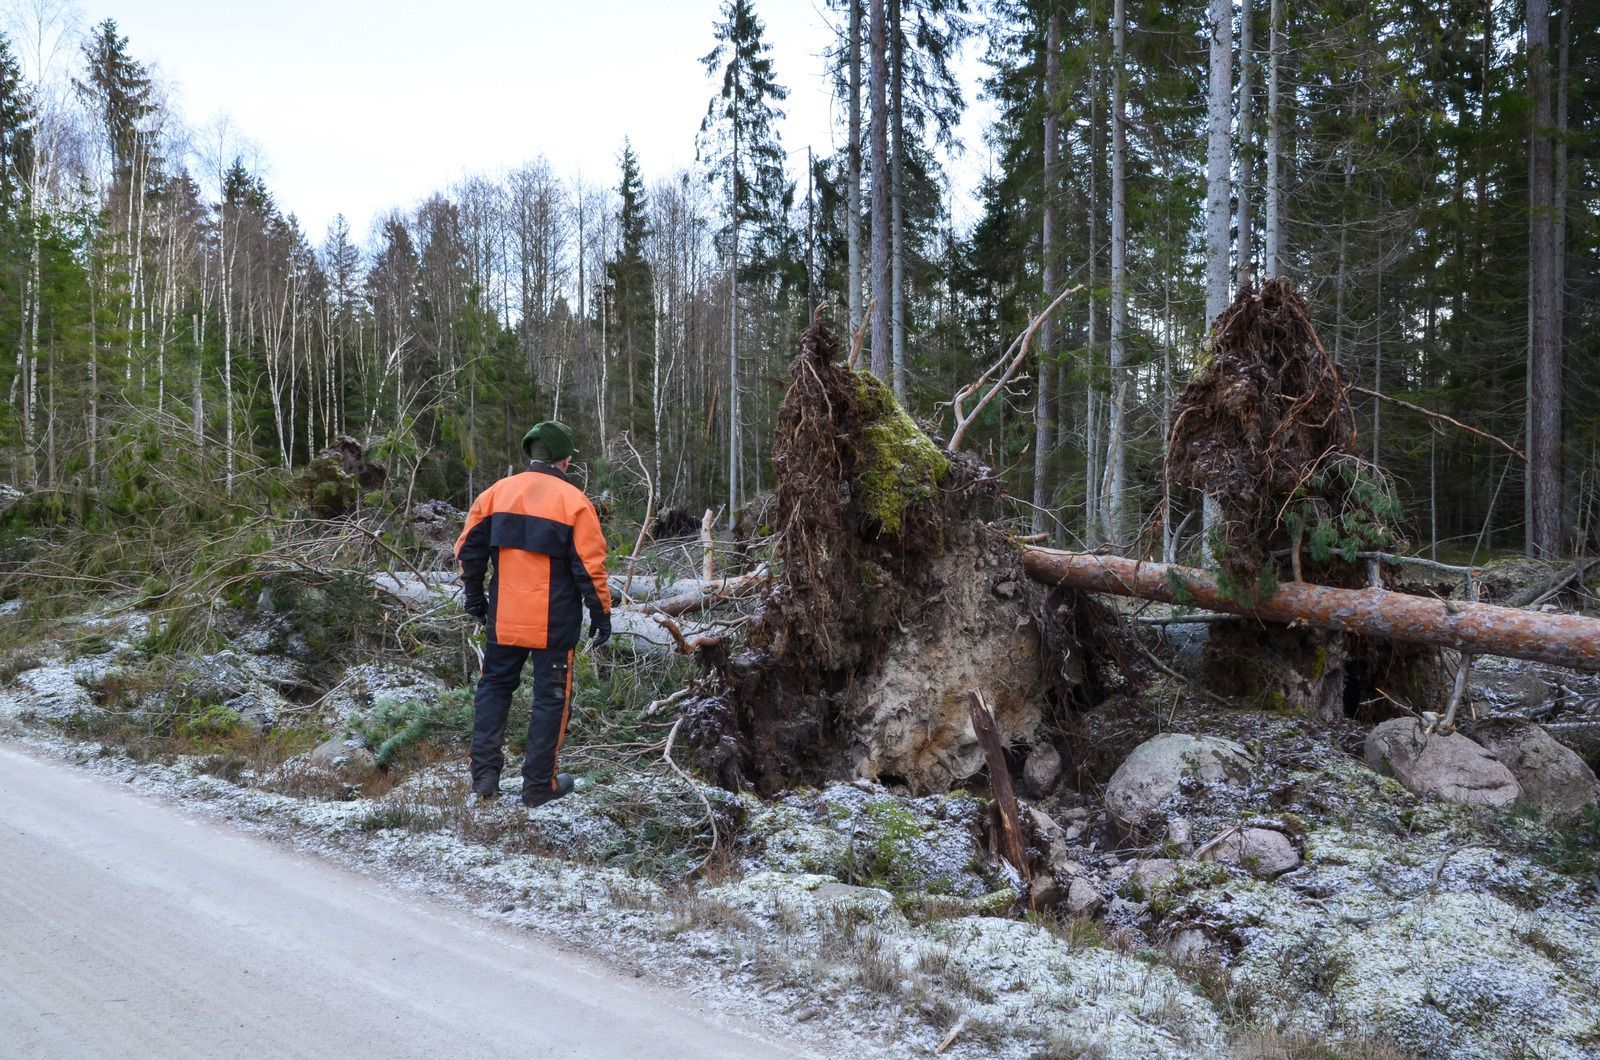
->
<box><xmin>1022</xmin><ymin>549</ymin><xmax>1600</xmax><ymax>672</ymax></box>
<box><xmin>621</xmin><ymin>568</ymin><xmax>768</xmax><ymax>617</ymax></box>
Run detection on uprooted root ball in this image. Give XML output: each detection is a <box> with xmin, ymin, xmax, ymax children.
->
<box><xmin>682</xmin><ymin>315</ymin><xmax>1126</xmax><ymax>795</ymax></box>
<box><xmin>1167</xmin><ymin>278</ymin><xmax>1401</xmax><ymax>596</ymax></box>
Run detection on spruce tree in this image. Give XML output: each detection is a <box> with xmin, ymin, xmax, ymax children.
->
<box><xmin>698</xmin><ymin>0</ymin><xmax>791</xmax><ymax>521</ymax></box>
<box><xmin>605</xmin><ymin>140</ymin><xmax>655</xmax><ymax>444</ymax></box>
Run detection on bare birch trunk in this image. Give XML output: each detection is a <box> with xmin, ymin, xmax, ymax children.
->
<box><xmin>869</xmin><ymin>0</ymin><xmax>892</xmax><ymax>383</ymax></box>
<box><xmin>1265</xmin><ymin>0</ymin><xmax>1282</xmax><ymax>277</ymax></box>
<box><xmin>1033</xmin><ymin>12</ymin><xmax>1061</xmax><ymax>536</ymax></box>
<box><xmin>1235</xmin><ymin>0</ymin><xmax>1255</xmax><ymax>288</ymax></box>
<box><xmin>1203</xmin><ymin>0</ymin><xmax>1234</xmax><ymax>561</ymax></box>
<box><xmin>1105</xmin><ymin>0</ymin><xmax>1128</xmax><ymax>544</ymax></box>
<box><xmin>847</xmin><ymin>0</ymin><xmax>864</xmax><ymax>333</ymax></box>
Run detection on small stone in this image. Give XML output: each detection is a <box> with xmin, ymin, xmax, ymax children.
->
<box><xmin>1365</xmin><ymin>719</ymin><xmax>1522</xmax><ymax>808</ymax></box>
<box><xmin>1200</xmin><ymin>826</ymin><xmax>1301</xmax><ymax>877</ymax></box>
<box><xmin>1167</xmin><ymin>927</ymin><xmax>1210</xmax><ymax>964</ymax></box>
<box><xmin>1167</xmin><ymin>816</ymin><xmax>1194</xmax><ymax>854</ymax></box>
<box><xmin>1022</xmin><ymin>743</ymin><xmax>1063</xmax><ymax>797</ymax></box>
<box><xmin>1065</xmin><ymin>877</ymin><xmax>1102</xmax><ymax>915</ymax></box>
<box><xmin>993</xmin><ymin>579</ymin><xmax>1018</xmax><ymax>599</ymax></box>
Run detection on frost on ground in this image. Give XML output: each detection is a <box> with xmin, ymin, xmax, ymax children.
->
<box><xmin>6</xmin><ymin>589</ymin><xmax>1600</xmax><ymax>1059</ymax></box>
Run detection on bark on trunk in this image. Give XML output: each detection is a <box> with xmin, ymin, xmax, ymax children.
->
<box><xmin>1021</xmin><ymin>548</ymin><xmax>1600</xmax><ymax>671</ymax></box>
<box><xmin>1205</xmin><ymin>0</ymin><xmax>1233</xmax><ymax>323</ymax></box>
<box><xmin>1526</xmin><ymin>0</ymin><xmax>1562</xmax><ymax>558</ymax></box>
<box><xmin>1033</xmin><ymin>12</ymin><xmax>1061</xmax><ymax>536</ymax></box>
<box><xmin>868</xmin><ymin>0</ymin><xmax>892</xmax><ymax>382</ymax></box>
<box><xmin>1106</xmin><ymin>0</ymin><xmax>1128</xmax><ymax>543</ymax></box>
<box><xmin>847</xmin><ymin>0</ymin><xmax>864</xmax><ymax>334</ymax></box>
<box><xmin>1236</xmin><ymin>0</ymin><xmax>1255</xmax><ymax>288</ymax></box>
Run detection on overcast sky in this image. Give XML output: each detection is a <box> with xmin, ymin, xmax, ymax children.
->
<box><xmin>79</xmin><ymin>0</ymin><xmax>993</xmax><ymax>246</ymax></box>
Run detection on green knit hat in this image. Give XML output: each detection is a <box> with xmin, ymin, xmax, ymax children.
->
<box><xmin>522</xmin><ymin>420</ymin><xmax>576</xmax><ymax>462</ymax></box>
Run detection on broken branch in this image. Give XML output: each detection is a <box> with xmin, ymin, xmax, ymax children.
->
<box><xmin>1351</xmin><ymin>386</ymin><xmax>1526</xmax><ymax>462</ymax></box>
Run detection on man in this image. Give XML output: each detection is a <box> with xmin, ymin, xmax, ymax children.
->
<box><xmin>455</xmin><ymin>421</ymin><xmax>611</xmax><ymax>808</ymax></box>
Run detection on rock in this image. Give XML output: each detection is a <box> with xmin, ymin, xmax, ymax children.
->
<box><xmin>1123</xmin><ymin>858</ymin><xmax>1179</xmax><ymax>894</ymax></box>
<box><xmin>1471</xmin><ymin>671</ymin><xmax>1554</xmax><ymax>714</ymax></box>
<box><xmin>1364</xmin><ymin>718</ymin><xmax>1522</xmax><ymax>808</ymax></box>
<box><xmin>1023</xmin><ymin>743</ymin><xmax>1063</xmax><ymax>797</ymax></box>
<box><xmin>1167</xmin><ymin>816</ymin><xmax>1194</xmax><ymax>854</ymax></box>
<box><xmin>11</xmin><ymin>667</ymin><xmax>94</xmax><ymax>719</ymax></box>
<box><xmin>1476</xmin><ymin>724</ymin><xmax>1598</xmax><ymax>815</ymax></box>
<box><xmin>309</xmin><ymin>736</ymin><xmax>378</xmax><ymax>772</ymax></box>
<box><xmin>1065</xmin><ymin>877</ymin><xmax>1103</xmax><ymax>915</ymax></box>
<box><xmin>1161</xmin><ymin>621</ymin><xmax>1211</xmax><ymax>677</ymax></box>
<box><xmin>188</xmin><ymin>652</ymin><xmax>290</xmax><ymax>730</ymax></box>
<box><xmin>1166</xmin><ymin>927</ymin><xmax>1211</xmax><ymax>964</ymax></box>
<box><xmin>1103</xmin><ymin>734</ymin><xmax>1254</xmax><ymax>825</ymax></box>
<box><xmin>743</xmin><ymin>782</ymin><xmax>999</xmax><ymax>899</ymax></box>
<box><xmin>325</xmin><ymin>662</ymin><xmax>444</xmax><ymax>725</ymax></box>
<box><xmin>1199</xmin><ymin>826</ymin><xmax>1301</xmax><ymax>877</ymax></box>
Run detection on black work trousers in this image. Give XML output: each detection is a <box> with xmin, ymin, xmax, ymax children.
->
<box><xmin>469</xmin><ymin>642</ymin><xmax>574</xmax><ymax>799</ymax></box>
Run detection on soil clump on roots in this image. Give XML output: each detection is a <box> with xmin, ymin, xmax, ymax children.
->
<box><xmin>682</xmin><ymin>314</ymin><xmax>1122</xmax><ymax>795</ymax></box>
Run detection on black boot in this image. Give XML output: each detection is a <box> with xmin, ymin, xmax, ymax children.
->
<box><xmin>522</xmin><ymin>773</ymin><xmax>574</xmax><ymax>809</ymax></box>
<box><xmin>470</xmin><ymin>770</ymin><xmax>502</xmax><ymax>803</ymax></box>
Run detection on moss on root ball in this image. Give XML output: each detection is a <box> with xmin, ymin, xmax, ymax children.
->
<box><xmin>850</xmin><ymin>370</ymin><xmax>948</xmax><ymax>538</ymax></box>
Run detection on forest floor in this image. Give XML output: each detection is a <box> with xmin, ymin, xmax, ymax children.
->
<box><xmin>3</xmin><ymin>525</ymin><xmax>1600</xmax><ymax>1059</ymax></box>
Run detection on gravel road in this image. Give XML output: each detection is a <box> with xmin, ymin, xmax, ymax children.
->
<box><xmin>0</xmin><ymin>741</ymin><xmax>800</xmax><ymax>1059</ymax></box>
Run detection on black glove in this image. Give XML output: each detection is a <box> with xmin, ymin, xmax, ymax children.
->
<box><xmin>590</xmin><ymin>611</ymin><xmax>612</xmax><ymax>648</ymax></box>
<box><xmin>464</xmin><ymin>590</ymin><xmax>488</xmax><ymax>626</ymax></box>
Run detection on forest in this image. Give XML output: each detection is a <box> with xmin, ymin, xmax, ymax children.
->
<box><xmin>0</xmin><ymin>0</ymin><xmax>1593</xmax><ymax>561</ymax></box>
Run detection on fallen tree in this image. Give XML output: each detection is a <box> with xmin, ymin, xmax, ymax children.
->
<box><xmin>1021</xmin><ymin>549</ymin><xmax>1600</xmax><ymax>672</ymax></box>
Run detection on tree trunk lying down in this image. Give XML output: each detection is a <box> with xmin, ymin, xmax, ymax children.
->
<box><xmin>1022</xmin><ymin>548</ymin><xmax>1600</xmax><ymax>672</ymax></box>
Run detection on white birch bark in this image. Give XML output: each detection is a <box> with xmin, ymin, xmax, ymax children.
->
<box><xmin>1032</xmin><ymin>11</ymin><xmax>1061</xmax><ymax>536</ymax></box>
<box><xmin>1265</xmin><ymin>0</ymin><xmax>1283</xmax><ymax>277</ymax></box>
<box><xmin>869</xmin><ymin>0</ymin><xmax>892</xmax><ymax>382</ymax></box>
<box><xmin>1105</xmin><ymin>0</ymin><xmax>1128</xmax><ymax>544</ymax></box>
<box><xmin>847</xmin><ymin>0</ymin><xmax>864</xmax><ymax>333</ymax></box>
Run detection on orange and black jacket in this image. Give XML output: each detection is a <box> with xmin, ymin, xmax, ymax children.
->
<box><xmin>454</xmin><ymin>463</ymin><xmax>611</xmax><ymax>650</ymax></box>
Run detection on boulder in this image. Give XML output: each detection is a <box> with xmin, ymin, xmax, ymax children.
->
<box><xmin>1475</xmin><ymin>724</ymin><xmax>1598</xmax><ymax>815</ymax></box>
<box><xmin>1022</xmin><ymin>743</ymin><xmax>1063</xmax><ymax>797</ymax></box>
<box><xmin>1103</xmin><ymin>734</ymin><xmax>1254</xmax><ymax>825</ymax></box>
<box><xmin>1470</xmin><ymin>670</ymin><xmax>1554</xmax><ymax>715</ymax></box>
<box><xmin>1364</xmin><ymin>719</ymin><xmax>1522</xmax><ymax>808</ymax></box>
<box><xmin>1065</xmin><ymin>877</ymin><xmax>1102</xmax><ymax>915</ymax></box>
<box><xmin>309</xmin><ymin>736</ymin><xmax>378</xmax><ymax>772</ymax></box>
<box><xmin>1199</xmin><ymin>826</ymin><xmax>1301</xmax><ymax>877</ymax></box>
<box><xmin>324</xmin><ymin>662</ymin><xmax>444</xmax><ymax>725</ymax></box>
